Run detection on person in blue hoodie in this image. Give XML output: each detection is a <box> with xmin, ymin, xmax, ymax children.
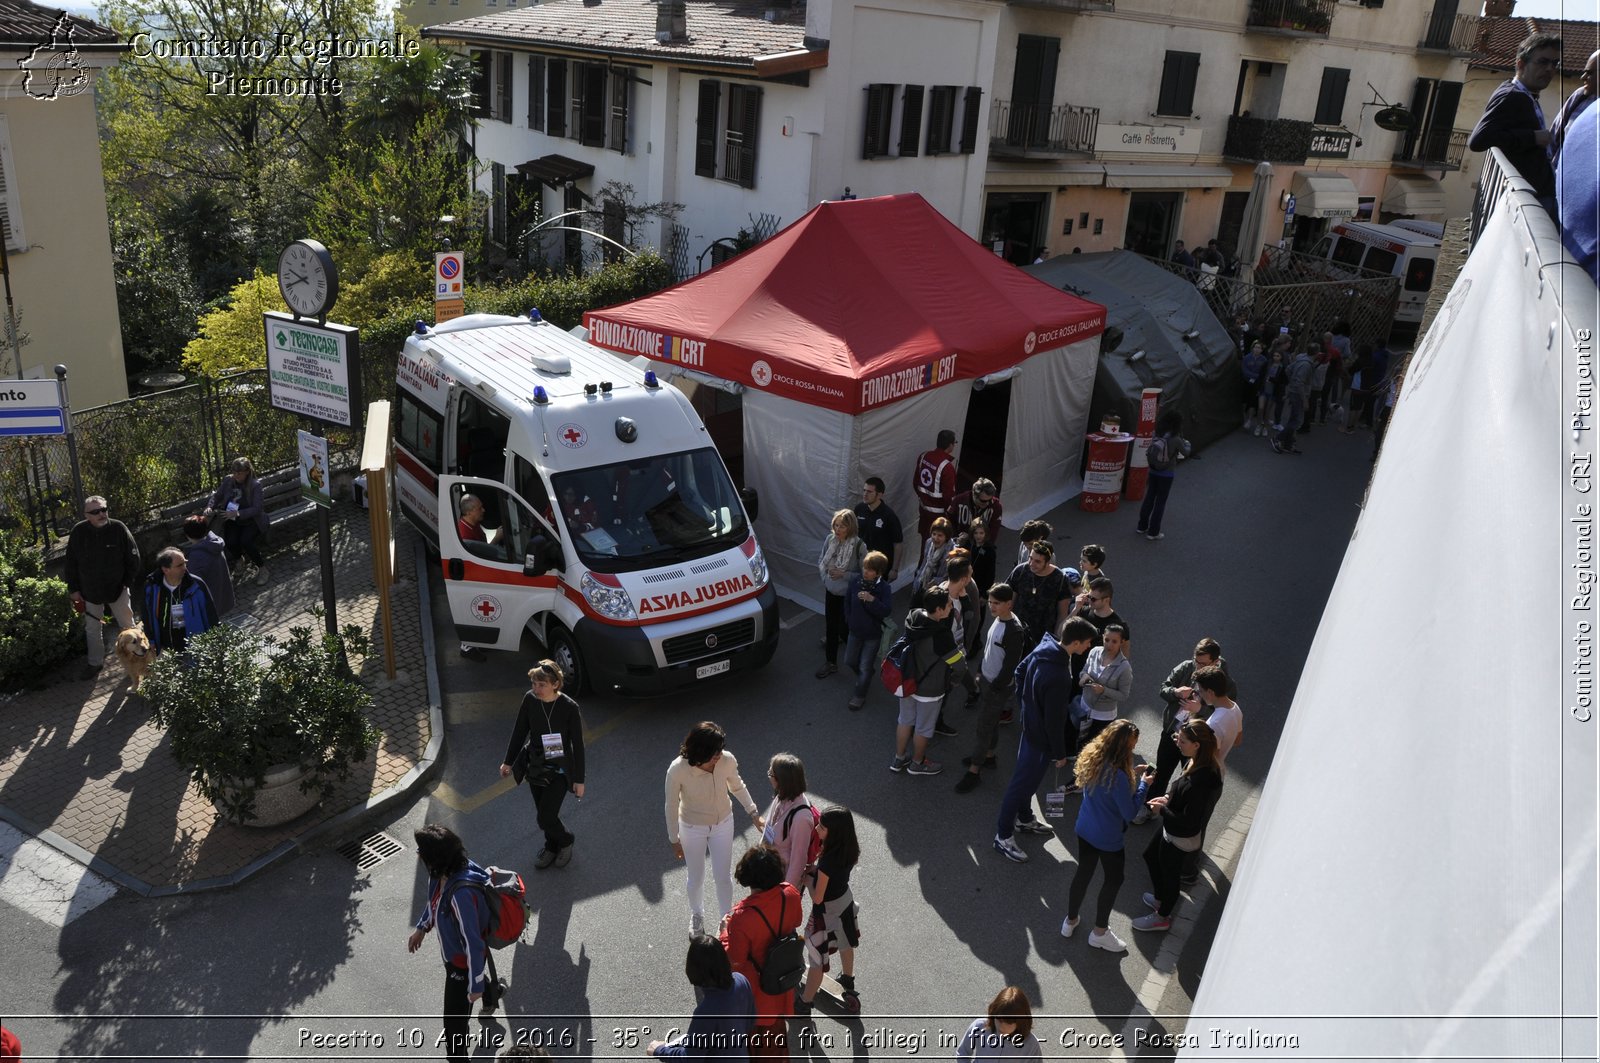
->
<box><xmin>649</xmin><ymin>934</ymin><xmax>755</xmax><ymax>1061</ymax></box>
<box><xmin>841</xmin><ymin>550</ymin><xmax>893</xmax><ymax>711</ymax></box>
<box><xmin>408</xmin><ymin>824</ymin><xmax>493</xmax><ymax>1063</ymax></box>
<box><xmin>1060</xmin><ymin>720</ymin><xmax>1150</xmax><ymax>954</ymax></box>
<box><xmin>992</xmin><ymin>617</ymin><xmax>1098</xmax><ymax>863</ymax></box>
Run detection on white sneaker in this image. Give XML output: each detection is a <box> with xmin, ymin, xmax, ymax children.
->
<box><xmin>1060</xmin><ymin>915</ymin><xmax>1079</xmax><ymax>938</ymax></box>
<box><xmin>690</xmin><ymin>912</ymin><xmax>705</xmax><ymax>937</ymax></box>
<box><xmin>993</xmin><ymin>836</ymin><xmax>1029</xmax><ymax>863</ymax></box>
<box><xmin>1088</xmin><ymin>928</ymin><xmax>1127</xmax><ymax>953</ymax></box>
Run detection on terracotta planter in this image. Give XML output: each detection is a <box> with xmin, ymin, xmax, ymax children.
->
<box><xmin>215</xmin><ymin>762</ymin><xmax>320</xmax><ymax>826</ymax></box>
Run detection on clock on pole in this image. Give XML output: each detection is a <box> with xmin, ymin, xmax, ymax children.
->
<box><xmin>277</xmin><ymin>239</ymin><xmax>339</xmax><ymax>320</ymax></box>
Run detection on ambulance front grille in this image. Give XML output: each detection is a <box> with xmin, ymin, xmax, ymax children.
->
<box><xmin>640</xmin><ymin>569</ymin><xmax>687</xmax><ymax>584</ymax></box>
<box><xmin>690</xmin><ymin>557</ymin><xmax>730</xmax><ymax>575</ymax></box>
<box><xmin>663</xmin><ymin>619</ymin><xmax>756</xmax><ymax>665</ymax></box>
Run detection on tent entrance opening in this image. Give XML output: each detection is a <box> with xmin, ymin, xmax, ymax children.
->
<box><xmin>688</xmin><ymin>386</ymin><xmax>745</xmax><ymax>488</ymax></box>
<box><xmin>1123</xmin><ymin>192</ymin><xmax>1180</xmax><ymax>259</ymax></box>
<box><xmin>959</xmin><ymin>378</ymin><xmax>1011</xmax><ymax>494</ymax></box>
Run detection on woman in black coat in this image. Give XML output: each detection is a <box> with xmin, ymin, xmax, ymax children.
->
<box><xmin>1133</xmin><ymin>718</ymin><xmax>1223</xmax><ymax>932</ymax></box>
<box><xmin>498</xmin><ymin>659</ymin><xmax>587</xmax><ymax>869</ymax></box>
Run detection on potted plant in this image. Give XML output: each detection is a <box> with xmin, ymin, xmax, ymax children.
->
<box><xmin>141</xmin><ymin>618</ymin><xmax>379</xmax><ymax>826</ymax></box>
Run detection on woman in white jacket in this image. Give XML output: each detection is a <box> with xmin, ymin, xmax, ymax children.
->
<box><xmin>664</xmin><ymin>722</ymin><xmax>765</xmax><ymax>937</ymax></box>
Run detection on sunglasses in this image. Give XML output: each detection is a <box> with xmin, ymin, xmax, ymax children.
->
<box><xmin>86</xmin><ymin>507</ymin><xmax>107</xmax><ymax>516</ymax></box>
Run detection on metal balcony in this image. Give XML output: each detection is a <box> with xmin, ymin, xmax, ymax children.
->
<box><xmin>1223</xmin><ymin>115</ymin><xmax>1313</xmax><ymax>164</ymax></box>
<box><xmin>1418</xmin><ymin>9</ymin><xmax>1480</xmax><ymax>55</ymax></box>
<box><xmin>1007</xmin><ymin>0</ymin><xmax>1114</xmax><ymax>10</ymax></box>
<box><xmin>1393</xmin><ymin>127</ymin><xmax>1469</xmax><ymax>171</ymax></box>
<box><xmin>1245</xmin><ymin>0</ymin><xmax>1335</xmax><ymax>37</ymax></box>
<box><xmin>989</xmin><ymin>99</ymin><xmax>1099</xmax><ymax>158</ymax></box>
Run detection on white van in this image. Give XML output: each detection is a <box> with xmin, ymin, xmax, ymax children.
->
<box><xmin>392</xmin><ymin>312</ymin><xmax>777</xmax><ymax>694</ymax></box>
<box><xmin>1309</xmin><ymin>221</ymin><xmax>1441</xmax><ymax>337</ymax></box>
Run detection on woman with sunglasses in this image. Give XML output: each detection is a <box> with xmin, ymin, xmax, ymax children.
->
<box><xmin>499</xmin><ymin>659</ymin><xmax>587</xmax><ymax>870</ymax></box>
<box><xmin>1134</xmin><ymin>719</ymin><xmax>1223</xmax><ymax>933</ymax></box>
<box><xmin>1060</xmin><ymin>719</ymin><xmax>1149</xmax><ymax>953</ymax></box>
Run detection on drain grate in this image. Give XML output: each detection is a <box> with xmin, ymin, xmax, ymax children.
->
<box><xmin>337</xmin><ymin>831</ymin><xmax>406</xmax><ymax>871</ymax></box>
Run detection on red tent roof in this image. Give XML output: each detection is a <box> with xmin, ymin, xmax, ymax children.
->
<box><xmin>584</xmin><ymin>193</ymin><xmax>1106</xmax><ymax>415</ymax></box>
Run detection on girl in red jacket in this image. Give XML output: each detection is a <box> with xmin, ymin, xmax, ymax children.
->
<box><xmin>720</xmin><ymin>846</ymin><xmax>802</xmax><ymax>1060</ymax></box>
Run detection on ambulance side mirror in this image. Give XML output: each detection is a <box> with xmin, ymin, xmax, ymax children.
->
<box><xmin>523</xmin><ymin>534</ymin><xmax>564</xmax><ymax>577</ymax></box>
<box><xmin>740</xmin><ymin>487</ymin><xmax>760</xmax><ymax>522</ymax></box>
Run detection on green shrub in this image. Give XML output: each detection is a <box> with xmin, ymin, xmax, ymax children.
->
<box><xmin>0</xmin><ymin>533</ymin><xmax>78</xmax><ymax>689</ymax></box>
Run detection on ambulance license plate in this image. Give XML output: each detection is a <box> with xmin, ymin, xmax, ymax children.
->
<box><xmin>696</xmin><ymin>659</ymin><xmax>731</xmax><ymax>679</ymax></box>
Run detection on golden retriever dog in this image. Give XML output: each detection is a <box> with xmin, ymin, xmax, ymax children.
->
<box><xmin>115</xmin><ymin>626</ymin><xmax>153</xmax><ymax>690</ymax></box>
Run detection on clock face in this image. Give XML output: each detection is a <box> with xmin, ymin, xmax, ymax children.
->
<box><xmin>277</xmin><ymin>240</ymin><xmax>338</xmax><ymax>318</ymax></box>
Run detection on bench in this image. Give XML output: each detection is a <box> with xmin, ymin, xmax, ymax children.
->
<box><xmin>156</xmin><ymin>466</ymin><xmax>320</xmax><ymax>539</ymax></box>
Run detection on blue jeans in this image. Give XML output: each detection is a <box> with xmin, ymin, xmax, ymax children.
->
<box><xmin>1136</xmin><ymin>473</ymin><xmax>1174</xmax><ymax>535</ymax></box>
<box><xmin>995</xmin><ymin>730</ymin><xmax>1051</xmax><ymax>841</ymax></box>
<box><xmin>844</xmin><ymin>631</ymin><xmax>878</xmax><ymax>698</ymax></box>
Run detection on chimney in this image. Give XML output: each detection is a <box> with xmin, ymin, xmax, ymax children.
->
<box><xmin>656</xmin><ymin>0</ymin><xmax>687</xmax><ymax>42</ymax></box>
<box><xmin>804</xmin><ymin>0</ymin><xmax>830</xmax><ymax>49</ymax></box>
<box><xmin>1482</xmin><ymin>0</ymin><xmax>1514</xmax><ymax>16</ymax></box>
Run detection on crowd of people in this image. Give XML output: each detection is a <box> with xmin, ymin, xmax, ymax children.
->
<box><xmin>62</xmin><ymin>456</ymin><xmax>276</xmax><ymax>678</ymax></box>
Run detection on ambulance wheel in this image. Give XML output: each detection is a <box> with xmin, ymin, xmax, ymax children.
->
<box><xmin>548</xmin><ymin>624</ymin><xmax>587</xmax><ymax>695</ymax></box>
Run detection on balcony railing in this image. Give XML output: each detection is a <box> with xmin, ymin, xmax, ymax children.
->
<box><xmin>1007</xmin><ymin>0</ymin><xmax>1114</xmax><ymax>10</ymax></box>
<box><xmin>1393</xmin><ymin>127</ymin><xmax>1469</xmax><ymax>170</ymax></box>
<box><xmin>1223</xmin><ymin>115</ymin><xmax>1313</xmax><ymax>164</ymax></box>
<box><xmin>989</xmin><ymin>98</ymin><xmax>1099</xmax><ymax>157</ymax></box>
<box><xmin>1419</xmin><ymin>9</ymin><xmax>1480</xmax><ymax>54</ymax></box>
<box><xmin>1245</xmin><ymin>0</ymin><xmax>1335</xmax><ymax>36</ymax></box>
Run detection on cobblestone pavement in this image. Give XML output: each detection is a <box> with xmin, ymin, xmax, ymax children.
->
<box><xmin>0</xmin><ymin>507</ymin><xmax>434</xmax><ymax>894</ymax></box>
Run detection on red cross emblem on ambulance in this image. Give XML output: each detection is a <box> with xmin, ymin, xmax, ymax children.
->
<box><xmin>470</xmin><ymin>594</ymin><xmax>501</xmax><ymax>622</ymax></box>
<box><xmin>558</xmin><ymin>423</ymin><xmax>587</xmax><ymax>449</ymax></box>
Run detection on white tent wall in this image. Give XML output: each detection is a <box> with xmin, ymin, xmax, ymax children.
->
<box><xmin>999</xmin><ymin>338</ymin><xmax>1099</xmax><ymax>530</ymax></box>
<box><xmin>1178</xmin><ymin>156</ymin><xmax>1597</xmax><ymax>1058</ymax></box>
<box><xmin>741</xmin><ymin>388</ymin><xmax>858</xmax><ymax>614</ymax></box>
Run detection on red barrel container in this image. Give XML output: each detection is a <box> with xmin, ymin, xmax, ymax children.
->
<box><xmin>1123</xmin><ymin>388</ymin><xmax>1163</xmax><ymax>502</ymax></box>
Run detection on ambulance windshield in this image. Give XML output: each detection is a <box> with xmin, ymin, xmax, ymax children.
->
<box><xmin>551</xmin><ymin>447</ymin><xmax>748</xmax><ymax>572</ymax></box>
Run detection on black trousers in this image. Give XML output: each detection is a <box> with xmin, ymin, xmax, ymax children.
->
<box><xmin>1148</xmin><ymin>710</ymin><xmax>1183</xmax><ymax>801</ymax></box>
<box><xmin>1068</xmin><ymin>836</ymin><xmax>1126</xmax><ymax>928</ymax></box>
<box><xmin>1143</xmin><ymin>830</ymin><xmax>1188</xmax><ymax>917</ymax></box>
<box><xmin>530</xmin><ymin>773</ymin><xmax>574</xmax><ymax>852</ymax></box>
<box><xmin>442</xmin><ymin>964</ymin><xmax>470</xmax><ymax>1063</ymax></box>
<box><xmin>822</xmin><ymin>591</ymin><xmax>846</xmax><ymax>664</ymax></box>
<box><xmin>221</xmin><ymin>519</ymin><xmax>264</xmax><ymax>566</ymax></box>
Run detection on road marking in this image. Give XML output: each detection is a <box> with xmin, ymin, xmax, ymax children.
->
<box><xmin>1111</xmin><ymin>791</ymin><xmax>1259</xmax><ymax>1059</ymax></box>
<box><xmin>431</xmin><ymin>703</ymin><xmax>651</xmax><ymax>812</ymax></box>
<box><xmin>0</xmin><ymin>820</ymin><xmax>118</xmax><ymax>927</ymax></box>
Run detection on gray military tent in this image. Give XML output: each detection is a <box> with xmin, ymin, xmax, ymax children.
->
<box><xmin>1026</xmin><ymin>251</ymin><xmax>1239</xmax><ymax>448</ymax></box>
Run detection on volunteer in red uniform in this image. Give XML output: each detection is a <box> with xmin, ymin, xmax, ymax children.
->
<box><xmin>913</xmin><ymin>429</ymin><xmax>959</xmax><ymax>545</ymax></box>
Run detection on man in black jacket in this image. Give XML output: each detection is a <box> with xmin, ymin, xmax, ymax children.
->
<box><xmin>1469</xmin><ymin>32</ymin><xmax>1563</xmax><ymax>209</ymax></box>
<box><xmin>64</xmin><ymin>495</ymin><xmax>141</xmax><ymax>676</ymax></box>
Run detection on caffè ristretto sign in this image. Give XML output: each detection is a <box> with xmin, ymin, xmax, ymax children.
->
<box><xmin>1093</xmin><ymin>123</ymin><xmax>1199</xmax><ymax>155</ymax></box>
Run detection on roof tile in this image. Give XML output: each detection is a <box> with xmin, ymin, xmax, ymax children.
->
<box><xmin>1473</xmin><ymin>14</ymin><xmax>1597</xmax><ymax>74</ymax></box>
<box><xmin>0</xmin><ymin>0</ymin><xmax>117</xmax><ymax>45</ymax></box>
<box><xmin>424</xmin><ymin>0</ymin><xmax>810</xmax><ymax>69</ymax></box>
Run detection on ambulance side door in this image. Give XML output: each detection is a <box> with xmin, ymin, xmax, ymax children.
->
<box><xmin>437</xmin><ymin>475</ymin><xmax>564</xmax><ymax>651</ymax></box>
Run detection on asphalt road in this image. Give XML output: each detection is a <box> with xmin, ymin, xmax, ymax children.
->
<box><xmin>0</xmin><ymin>419</ymin><xmax>1375</xmax><ymax>1060</ymax></box>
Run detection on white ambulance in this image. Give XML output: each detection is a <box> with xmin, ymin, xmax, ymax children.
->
<box><xmin>392</xmin><ymin>312</ymin><xmax>777</xmax><ymax>694</ymax></box>
<box><xmin>1308</xmin><ymin>221</ymin><xmax>1441</xmax><ymax>339</ymax></box>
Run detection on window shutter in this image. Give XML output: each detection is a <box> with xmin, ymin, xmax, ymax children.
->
<box><xmin>470</xmin><ymin>50</ymin><xmax>490</xmax><ymax>116</ymax></box>
<box><xmin>580</xmin><ymin>63</ymin><xmax>607</xmax><ymax>147</ymax></box>
<box><xmin>1424</xmin><ymin>80</ymin><xmax>1463</xmax><ymax>159</ymax></box>
<box><xmin>925</xmin><ymin>85</ymin><xmax>956</xmax><ymax>154</ymax></box>
<box><xmin>897</xmin><ymin>85</ymin><xmax>924</xmax><ymax>157</ymax></box>
<box><xmin>610</xmin><ymin>69</ymin><xmax>629</xmax><ymax>153</ymax></box>
<box><xmin>491</xmin><ymin>161</ymin><xmax>507</xmax><ymax>246</ymax></box>
<box><xmin>1399</xmin><ymin>77</ymin><xmax>1433</xmax><ymax>159</ymax></box>
<box><xmin>727</xmin><ymin>83</ymin><xmax>761</xmax><ymax>189</ymax></box>
<box><xmin>0</xmin><ymin>116</ymin><xmax>23</xmax><ymax>253</ymax></box>
<box><xmin>546</xmin><ymin>58</ymin><xmax>567</xmax><ymax>136</ymax></box>
<box><xmin>1158</xmin><ymin>51</ymin><xmax>1200</xmax><ymax>116</ymax></box>
<box><xmin>570</xmin><ymin>62</ymin><xmax>585</xmax><ymax>141</ymax></box>
<box><xmin>528</xmin><ymin>55</ymin><xmax>545</xmax><ymax>130</ymax></box>
<box><xmin>958</xmin><ymin>86</ymin><xmax>982</xmax><ymax>154</ymax></box>
<box><xmin>863</xmin><ymin>83</ymin><xmax>892</xmax><ymax>159</ymax></box>
<box><xmin>1315</xmin><ymin>67</ymin><xmax>1350</xmax><ymax>126</ymax></box>
<box><xmin>695</xmin><ymin>79</ymin><xmax>720</xmax><ymax>177</ymax></box>
<box><xmin>495</xmin><ymin>52</ymin><xmax>512</xmax><ymax>121</ymax></box>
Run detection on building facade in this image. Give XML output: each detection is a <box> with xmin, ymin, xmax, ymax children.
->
<box><xmin>0</xmin><ymin>2</ymin><xmax>127</xmax><ymax>410</ymax></box>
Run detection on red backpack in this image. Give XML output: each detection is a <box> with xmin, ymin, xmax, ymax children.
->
<box><xmin>445</xmin><ymin>866</ymin><xmax>528</xmax><ymax>950</ymax></box>
<box><xmin>783</xmin><ymin>800</ymin><xmax>824</xmax><ymax>867</ymax></box>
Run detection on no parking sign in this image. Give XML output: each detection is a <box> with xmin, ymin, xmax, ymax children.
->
<box><xmin>435</xmin><ymin>252</ymin><xmax>465</xmax><ymax>298</ymax></box>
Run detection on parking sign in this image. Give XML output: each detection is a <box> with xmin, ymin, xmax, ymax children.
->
<box><xmin>435</xmin><ymin>252</ymin><xmax>465</xmax><ymax>298</ymax></box>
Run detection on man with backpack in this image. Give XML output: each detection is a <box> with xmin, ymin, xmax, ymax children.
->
<box><xmin>992</xmin><ymin>618</ymin><xmax>1097</xmax><ymax>863</ymax></box>
<box><xmin>721</xmin><ymin>845</ymin><xmax>804</xmax><ymax>1059</ymax></box>
<box><xmin>888</xmin><ymin>586</ymin><xmax>964</xmax><ymax>776</ymax></box>
<box><xmin>408</xmin><ymin>824</ymin><xmax>494</xmax><ymax>1063</ymax></box>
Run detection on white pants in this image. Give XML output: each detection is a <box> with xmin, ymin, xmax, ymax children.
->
<box><xmin>680</xmin><ymin>814</ymin><xmax>735</xmax><ymax>921</ymax></box>
<box><xmin>83</xmin><ymin>588</ymin><xmax>135</xmax><ymax>664</ymax></box>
